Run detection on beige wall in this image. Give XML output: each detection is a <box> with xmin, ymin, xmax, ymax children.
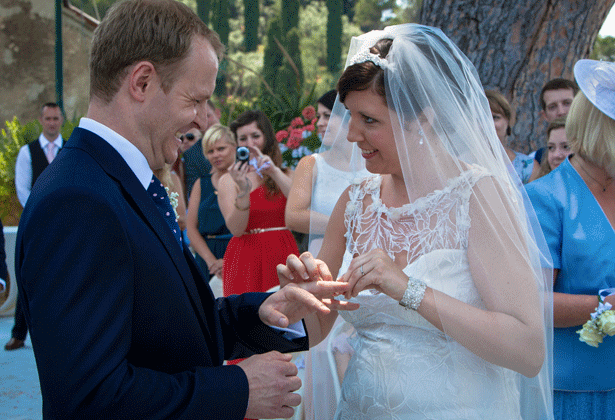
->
<box><xmin>0</xmin><ymin>0</ymin><xmax>94</xmax><ymax>124</ymax></box>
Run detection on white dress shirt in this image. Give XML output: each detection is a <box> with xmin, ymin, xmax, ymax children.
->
<box><xmin>15</xmin><ymin>134</ymin><xmax>63</xmax><ymax>207</ymax></box>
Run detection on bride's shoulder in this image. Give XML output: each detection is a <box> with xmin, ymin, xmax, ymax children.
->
<box><xmin>351</xmin><ymin>174</ymin><xmax>381</xmax><ymax>191</ymax></box>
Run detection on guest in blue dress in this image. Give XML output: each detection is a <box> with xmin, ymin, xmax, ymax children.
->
<box><xmin>186</xmin><ymin>124</ymin><xmax>234</xmax><ymax>282</ymax></box>
<box><xmin>527</xmin><ymin>59</ymin><xmax>615</xmax><ymax>420</ymax></box>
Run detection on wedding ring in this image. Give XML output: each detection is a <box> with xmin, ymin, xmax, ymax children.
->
<box><xmin>360</xmin><ymin>265</ymin><xmax>365</xmax><ymax>276</ymax></box>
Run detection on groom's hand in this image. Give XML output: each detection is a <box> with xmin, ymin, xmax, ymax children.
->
<box><xmin>259</xmin><ymin>281</ymin><xmax>359</xmax><ymax>328</ymax></box>
<box><xmin>238</xmin><ymin>351</ymin><xmax>301</xmax><ymax>419</ymax></box>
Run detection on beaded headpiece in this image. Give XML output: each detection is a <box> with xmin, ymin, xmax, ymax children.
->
<box><xmin>348</xmin><ymin>50</ymin><xmax>389</xmax><ymax>69</ymax></box>
<box><xmin>348</xmin><ymin>30</ymin><xmax>393</xmax><ymax>69</ymax></box>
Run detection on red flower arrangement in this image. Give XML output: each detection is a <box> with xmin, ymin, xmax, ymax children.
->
<box><xmin>275</xmin><ymin>105</ymin><xmax>321</xmax><ymax>168</ymax></box>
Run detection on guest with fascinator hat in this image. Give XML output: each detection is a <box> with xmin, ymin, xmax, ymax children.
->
<box><xmin>527</xmin><ymin>59</ymin><xmax>615</xmax><ymax>420</ymax></box>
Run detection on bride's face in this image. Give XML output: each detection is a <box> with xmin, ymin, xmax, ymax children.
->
<box><xmin>345</xmin><ymin>89</ymin><xmax>400</xmax><ymax>176</ymax></box>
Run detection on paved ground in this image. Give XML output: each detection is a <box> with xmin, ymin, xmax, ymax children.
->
<box><xmin>0</xmin><ymin>316</ymin><xmax>41</xmax><ymax>420</ymax></box>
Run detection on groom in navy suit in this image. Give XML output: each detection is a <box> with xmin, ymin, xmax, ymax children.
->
<box><xmin>14</xmin><ymin>1</ymin><xmax>351</xmax><ymax>419</ymax></box>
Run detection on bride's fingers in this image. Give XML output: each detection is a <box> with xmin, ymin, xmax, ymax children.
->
<box><xmin>276</xmin><ymin>263</ymin><xmax>295</xmax><ymax>283</ymax></box>
<box><xmin>282</xmin><ymin>254</ymin><xmax>312</xmax><ymax>282</ymax></box>
<box><xmin>343</xmin><ymin>258</ymin><xmax>372</xmax><ymax>299</ymax></box>
<box><xmin>299</xmin><ymin>253</ymin><xmax>332</xmax><ymax>282</ymax></box>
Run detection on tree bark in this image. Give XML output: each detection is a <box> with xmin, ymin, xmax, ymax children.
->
<box><xmin>420</xmin><ymin>0</ymin><xmax>615</xmax><ymax>152</ymax></box>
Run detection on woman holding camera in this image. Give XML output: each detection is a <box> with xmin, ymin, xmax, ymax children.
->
<box><xmin>218</xmin><ymin>110</ymin><xmax>298</xmax><ymax>299</ymax></box>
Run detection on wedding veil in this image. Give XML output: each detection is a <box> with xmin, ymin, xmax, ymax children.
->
<box><xmin>309</xmin><ymin>24</ymin><xmax>553</xmax><ymax>418</ymax></box>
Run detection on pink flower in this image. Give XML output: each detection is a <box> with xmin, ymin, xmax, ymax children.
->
<box><xmin>305</xmin><ymin>124</ymin><xmax>315</xmax><ymax>132</ymax></box>
<box><xmin>290</xmin><ymin>117</ymin><xmax>304</xmax><ymax>128</ymax></box>
<box><xmin>289</xmin><ymin>128</ymin><xmax>303</xmax><ymax>141</ymax></box>
<box><xmin>302</xmin><ymin>105</ymin><xmax>316</xmax><ymax>121</ymax></box>
<box><xmin>287</xmin><ymin>136</ymin><xmax>302</xmax><ymax>149</ymax></box>
<box><xmin>311</xmin><ymin>118</ymin><xmax>318</xmax><ymax>125</ymax></box>
<box><xmin>276</xmin><ymin>130</ymin><xmax>289</xmax><ymax>142</ymax></box>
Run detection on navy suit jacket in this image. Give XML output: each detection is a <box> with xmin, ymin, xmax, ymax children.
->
<box><xmin>15</xmin><ymin>127</ymin><xmax>307</xmax><ymax>419</ymax></box>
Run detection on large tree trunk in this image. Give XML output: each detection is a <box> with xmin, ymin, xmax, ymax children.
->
<box><xmin>420</xmin><ymin>0</ymin><xmax>615</xmax><ymax>152</ymax></box>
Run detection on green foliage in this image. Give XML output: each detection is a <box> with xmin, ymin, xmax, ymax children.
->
<box><xmin>327</xmin><ymin>0</ymin><xmax>343</xmax><ymax>73</ymax></box>
<box><xmin>212</xmin><ymin>0</ymin><xmax>231</xmax><ymax>96</ymax></box>
<box><xmin>263</xmin><ymin>15</ymin><xmax>285</xmax><ymax>93</ymax></box>
<box><xmin>244</xmin><ymin>0</ymin><xmax>260</xmax><ymax>51</ymax></box>
<box><xmin>0</xmin><ymin>117</ymin><xmax>78</xmax><ymax>220</ymax></box>
<box><xmin>386</xmin><ymin>0</ymin><xmax>422</xmax><ymax>25</ymax></box>
<box><xmin>591</xmin><ymin>35</ymin><xmax>615</xmax><ymax>62</ymax></box>
<box><xmin>353</xmin><ymin>0</ymin><xmax>396</xmax><ymax>31</ymax></box>
<box><xmin>196</xmin><ymin>0</ymin><xmax>212</xmax><ymax>24</ymax></box>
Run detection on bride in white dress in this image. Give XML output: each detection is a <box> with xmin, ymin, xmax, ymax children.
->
<box><xmin>278</xmin><ymin>24</ymin><xmax>554</xmax><ymax>419</ymax></box>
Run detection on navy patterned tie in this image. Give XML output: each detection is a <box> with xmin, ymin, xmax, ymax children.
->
<box><xmin>147</xmin><ymin>175</ymin><xmax>183</xmax><ymax>247</ymax></box>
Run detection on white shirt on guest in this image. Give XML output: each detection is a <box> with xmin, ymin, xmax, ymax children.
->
<box><xmin>15</xmin><ymin>133</ymin><xmax>63</xmax><ymax>207</ymax></box>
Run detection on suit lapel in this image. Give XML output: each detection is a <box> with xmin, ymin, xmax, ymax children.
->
<box><xmin>66</xmin><ymin>128</ymin><xmax>210</xmax><ymax>333</ymax></box>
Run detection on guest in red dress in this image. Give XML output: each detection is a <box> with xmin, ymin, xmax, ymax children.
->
<box><xmin>218</xmin><ymin>110</ymin><xmax>298</xmax><ymax>297</ymax></box>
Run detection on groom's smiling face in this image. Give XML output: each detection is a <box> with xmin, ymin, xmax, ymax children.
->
<box><xmin>143</xmin><ymin>36</ymin><xmax>218</xmax><ymax>171</ymax></box>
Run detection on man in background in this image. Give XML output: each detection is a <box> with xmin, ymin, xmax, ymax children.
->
<box><xmin>5</xmin><ymin>102</ymin><xmax>64</xmax><ymax>351</ymax></box>
<box><xmin>14</xmin><ymin>102</ymin><xmax>64</xmax><ymax>207</ymax></box>
<box><xmin>534</xmin><ymin>78</ymin><xmax>579</xmax><ymax>163</ymax></box>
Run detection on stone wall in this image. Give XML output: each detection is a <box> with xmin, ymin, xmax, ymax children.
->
<box><xmin>0</xmin><ymin>1</ymin><xmax>95</xmax><ymax>123</ymax></box>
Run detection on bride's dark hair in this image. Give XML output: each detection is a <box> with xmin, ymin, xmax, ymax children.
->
<box><xmin>337</xmin><ymin>38</ymin><xmax>392</xmax><ymax>104</ymax></box>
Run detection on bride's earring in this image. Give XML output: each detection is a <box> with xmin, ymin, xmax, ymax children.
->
<box><xmin>419</xmin><ymin>126</ymin><xmax>425</xmax><ymax>145</ymax></box>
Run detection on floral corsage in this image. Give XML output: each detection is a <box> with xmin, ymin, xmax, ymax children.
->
<box><xmin>577</xmin><ymin>289</ymin><xmax>615</xmax><ymax>348</ymax></box>
<box><xmin>165</xmin><ymin>186</ymin><xmax>180</xmax><ymax>221</ymax></box>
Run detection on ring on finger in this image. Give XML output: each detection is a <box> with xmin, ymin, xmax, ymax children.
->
<box><xmin>360</xmin><ymin>264</ymin><xmax>365</xmax><ymax>276</ymax></box>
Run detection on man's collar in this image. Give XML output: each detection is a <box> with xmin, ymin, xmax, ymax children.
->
<box><xmin>79</xmin><ymin>118</ymin><xmax>153</xmax><ymax>190</ymax></box>
<box><xmin>38</xmin><ymin>133</ymin><xmax>62</xmax><ymax>147</ymax></box>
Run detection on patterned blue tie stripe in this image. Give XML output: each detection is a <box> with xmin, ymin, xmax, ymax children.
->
<box><xmin>147</xmin><ymin>175</ymin><xmax>183</xmax><ymax>246</ymax></box>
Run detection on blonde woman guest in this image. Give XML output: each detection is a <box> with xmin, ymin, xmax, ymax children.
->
<box><xmin>527</xmin><ymin>60</ymin><xmax>615</xmax><ymax>420</ymax></box>
<box><xmin>187</xmin><ymin>124</ymin><xmax>234</xmax><ymax>283</ymax></box>
<box><xmin>485</xmin><ymin>89</ymin><xmax>540</xmax><ymax>183</ymax></box>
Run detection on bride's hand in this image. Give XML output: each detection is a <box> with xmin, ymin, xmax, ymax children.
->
<box><xmin>340</xmin><ymin>249</ymin><xmax>409</xmax><ymax>301</ymax></box>
<box><xmin>277</xmin><ymin>252</ymin><xmax>333</xmax><ymax>289</ymax></box>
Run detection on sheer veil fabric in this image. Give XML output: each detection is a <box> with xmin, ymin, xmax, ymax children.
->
<box><xmin>309</xmin><ymin>24</ymin><xmax>553</xmax><ymax>418</ymax></box>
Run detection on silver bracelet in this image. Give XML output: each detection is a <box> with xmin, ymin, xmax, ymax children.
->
<box><xmin>399</xmin><ymin>276</ymin><xmax>427</xmax><ymax>311</ymax></box>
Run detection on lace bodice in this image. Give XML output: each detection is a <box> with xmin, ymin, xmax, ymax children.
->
<box><xmin>344</xmin><ymin>167</ymin><xmax>488</xmax><ymax>263</ymax></box>
<box><xmin>335</xmin><ymin>167</ymin><xmax>521</xmax><ymax>419</ymax></box>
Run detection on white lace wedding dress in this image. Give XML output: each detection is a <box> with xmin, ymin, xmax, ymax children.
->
<box><xmin>334</xmin><ymin>168</ymin><xmax>521</xmax><ymax>419</ymax></box>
